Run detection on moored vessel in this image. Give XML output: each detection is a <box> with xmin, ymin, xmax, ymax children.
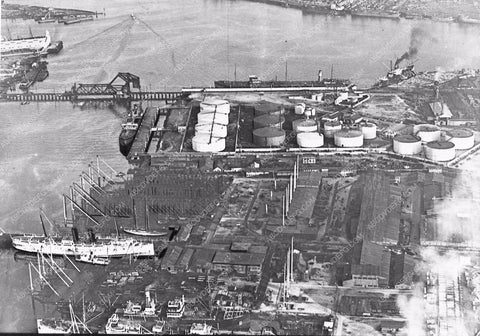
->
<box><xmin>12</xmin><ymin>234</ymin><xmax>155</xmax><ymax>257</ymax></box>
<box><xmin>1</xmin><ymin>31</ymin><xmax>51</xmax><ymax>58</ymax></box>
<box><xmin>119</xmin><ymin>102</ymin><xmax>145</xmax><ymax>156</ymax></box>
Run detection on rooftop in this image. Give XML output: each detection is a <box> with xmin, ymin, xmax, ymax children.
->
<box><xmin>212</xmin><ymin>251</ymin><xmax>266</xmax><ymax>266</ymax></box>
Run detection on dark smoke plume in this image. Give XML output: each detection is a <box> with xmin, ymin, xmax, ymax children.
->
<box><xmin>395</xmin><ymin>27</ymin><xmax>433</xmax><ymax>68</ymax></box>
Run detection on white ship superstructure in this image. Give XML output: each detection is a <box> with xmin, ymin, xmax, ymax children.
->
<box><xmin>12</xmin><ymin>234</ymin><xmax>155</xmax><ymax>257</ymax></box>
<box><xmin>1</xmin><ymin>31</ymin><xmax>51</xmax><ymax>54</ymax></box>
<box><xmin>37</xmin><ymin>318</ymin><xmax>71</xmax><ymax>334</ymax></box>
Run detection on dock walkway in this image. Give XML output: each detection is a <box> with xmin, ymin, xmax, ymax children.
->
<box><xmin>128</xmin><ymin>107</ymin><xmax>159</xmax><ymax>158</ymax></box>
<box><xmin>0</xmin><ymin>91</ymin><xmax>184</xmax><ymax>103</ymax></box>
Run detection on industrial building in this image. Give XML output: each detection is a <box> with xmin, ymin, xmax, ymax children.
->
<box><xmin>212</xmin><ymin>251</ymin><xmax>266</xmax><ymax>276</ymax></box>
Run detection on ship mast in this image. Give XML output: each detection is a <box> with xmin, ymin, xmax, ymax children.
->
<box><xmin>145</xmin><ymin>198</ymin><xmax>149</xmax><ymax>231</ymax></box>
<box><xmin>39</xmin><ymin>213</ymin><xmax>47</xmax><ymax>237</ymax></box>
<box><xmin>132</xmin><ymin>198</ymin><xmax>137</xmax><ymax>229</ymax></box>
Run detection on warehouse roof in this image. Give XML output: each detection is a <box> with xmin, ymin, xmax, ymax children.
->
<box><xmin>212</xmin><ymin>251</ymin><xmax>265</xmax><ymax>266</ymax></box>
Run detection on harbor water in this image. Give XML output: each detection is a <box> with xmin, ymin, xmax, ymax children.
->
<box><xmin>1</xmin><ymin>0</ymin><xmax>480</xmax><ymax>332</ymax></box>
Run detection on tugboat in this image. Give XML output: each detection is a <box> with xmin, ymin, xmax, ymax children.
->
<box><xmin>119</xmin><ymin>101</ymin><xmax>145</xmax><ymax>156</ymax></box>
<box><xmin>37</xmin><ymin>303</ymin><xmax>91</xmax><ymax>334</ymax></box>
<box><xmin>47</xmin><ymin>41</ymin><xmax>64</xmax><ymax>54</ymax></box>
<box><xmin>374</xmin><ymin>59</ymin><xmax>416</xmax><ymax>88</ymax></box>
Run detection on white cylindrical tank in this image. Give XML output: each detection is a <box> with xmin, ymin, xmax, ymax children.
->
<box><xmin>195</xmin><ymin>123</ymin><xmax>228</xmax><ymax>137</ymax></box>
<box><xmin>294</xmin><ymin>103</ymin><xmax>306</xmax><ymax>115</ymax></box>
<box><xmin>334</xmin><ymin>129</ymin><xmax>363</xmax><ymax>148</ymax></box>
<box><xmin>360</xmin><ymin>122</ymin><xmax>377</xmax><ymax>140</ymax></box>
<box><xmin>414</xmin><ymin>124</ymin><xmax>441</xmax><ymax>143</ymax></box>
<box><xmin>445</xmin><ymin>129</ymin><xmax>474</xmax><ymax>150</ymax></box>
<box><xmin>304</xmin><ymin>107</ymin><xmax>316</xmax><ymax>118</ymax></box>
<box><xmin>323</xmin><ymin>121</ymin><xmax>342</xmax><ymax>138</ymax></box>
<box><xmin>200</xmin><ymin>99</ymin><xmax>230</xmax><ymax>115</ymax></box>
<box><xmin>253</xmin><ymin>114</ymin><xmax>285</xmax><ymax>129</ymax></box>
<box><xmin>424</xmin><ymin>141</ymin><xmax>455</xmax><ymax>161</ymax></box>
<box><xmin>297</xmin><ymin>132</ymin><xmax>324</xmax><ymax>148</ymax></box>
<box><xmin>197</xmin><ymin>112</ymin><xmax>229</xmax><ymax>125</ymax></box>
<box><xmin>292</xmin><ymin>119</ymin><xmax>318</xmax><ymax>133</ymax></box>
<box><xmin>254</xmin><ymin>101</ymin><xmax>284</xmax><ymax>116</ymax></box>
<box><xmin>192</xmin><ymin>134</ymin><xmax>226</xmax><ymax>152</ymax></box>
<box><xmin>253</xmin><ymin>127</ymin><xmax>286</xmax><ymax>147</ymax></box>
<box><xmin>393</xmin><ymin>135</ymin><xmax>422</xmax><ymax>155</ymax></box>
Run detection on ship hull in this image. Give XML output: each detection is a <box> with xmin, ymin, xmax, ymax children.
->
<box><xmin>123</xmin><ymin>229</ymin><xmax>168</xmax><ymax>237</ymax></box>
<box><xmin>12</xmin><ymin>235</ymin><xmax>155</xmax><ymax>257</ymax></box>
<box><xmin>214</xmin><ymin>79</ymin><xmax>351</xmax><ymax>89</ymax></box>
<box><xmin>1</xmin><ymin>31</ymin><xmax>51</xmax><ymax>54</ymax></box>
<box><xmin>119</xmin><ymin>130</ymin><xmax>136</xmax><ymax>156</ymax></box>
<box><xmin>37</xmin><ymin>319</ymin><xmax>71</xmax><ymax>334</ymax></box>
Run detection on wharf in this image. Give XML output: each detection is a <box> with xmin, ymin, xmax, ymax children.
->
<box><xmin>0</xmin><ymin>91</ymin><xmax>183</xmax><ymax>103</ymax></box>
<box><xmin>127</xmin><ymin>106</ymin><xmax>161</xmax><ymax>159</ymax></box>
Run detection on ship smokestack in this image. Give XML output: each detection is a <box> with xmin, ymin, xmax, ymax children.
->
<box><xmin>71</xmin><ymin>227</ymin><xmax>79</xmax><ymax>243</ymax></box>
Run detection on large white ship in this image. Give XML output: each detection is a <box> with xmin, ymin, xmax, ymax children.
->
<box><xmin>11</xmin><ymin>234</ymin><xmax>155</xmax><ymax>257</ymax></box>
<box><xmin>1</xmin><ymin>31</ymin><xmax>51</xmax><ymax>57</ymax></box>
<box><xmin>37</xmin><ymin>318</ymin><xmax>72</xmax><ymax>334</ymax></box>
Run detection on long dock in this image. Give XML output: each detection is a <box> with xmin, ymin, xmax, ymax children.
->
<box><xmin>0</xmin><ymin>91</ymin><xmax>184</xmax><ymax>103</ymax></box>
<box><xmin>127</xmin><ymin>106</ymin><xmax>161</xmax><ymax>158</ymax></box>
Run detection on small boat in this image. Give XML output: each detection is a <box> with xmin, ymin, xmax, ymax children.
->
<box><xmin>123</xmin><ymin>198</ymin><xmax>168</xmax><ymax>237</ymax></box>
<box><xmin>75</xmin><ymin>253</ymin><xmax>111</xmax><ymax>265</ymax></box>
<box><xmin>189</xmin><ymin>322</ymin><xmax>213</xmax><ymax>335</ymax></box>
<box><xmin>152</xmin><ymin>320</ymin><xmax>165</xmax><ymax>333</ymax></box>
<box><xmin>123</xmin><ymin>228</ymin><xmax>168</xmax><ymax>237</ymax></box>
<box><xmin>47</xmin><ymin>41</ymin><xmax>63</xmax><ymax>54</ymax></box>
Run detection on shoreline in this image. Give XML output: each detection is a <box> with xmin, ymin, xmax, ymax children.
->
<box><xmin>239</xmin><ymin>0</ymin><xmax>480</xmax><ymax>25</ymax></box>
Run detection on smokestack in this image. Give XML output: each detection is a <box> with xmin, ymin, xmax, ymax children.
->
<box><xmin>318</xmin><ymin>69</ymin><xmax>323</xmax><ymax>82</ymax></box>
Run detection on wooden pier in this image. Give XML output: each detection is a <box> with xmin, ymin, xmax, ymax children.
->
<box><xmin>127</xmin><ymin>106</ymin><xmax>161</xmax><ymax>159</ymax></box>
<box><xmin>0</xmin><ymin>91</ymin><xmax>184</xmax><ymax>103</ymax></box>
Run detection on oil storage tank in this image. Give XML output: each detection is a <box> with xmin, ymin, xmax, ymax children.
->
<box><xmin>253</xmin><ymin>127</ymin><xmax>286</xmax><ymax>147</ymax></box>
<box><xmin>254</xmin><ymin>101</ymin><xmax>284</xmax><ymax>117</ymax></box>
<box><xmin>359</xmin><ymin>122</ymin><xmax>377</xmax><ymax>140</ymax></box>
<box><xmin>393</xmin><ymin>134</ymin><xmax>422</xmax><ymax>155</ymax></box>
<box><xmin>424</xmin><ymin>141</ymin><xmax>455</xmax><ymax>161</ymax></box>
<box><xmin>414</xmin><ymin>124</ymin><xmax>441</xmax><ymax>143</ymax></box>
<box><xmin>297</xmin><ymin>132</ymin><xmax>324</xmax><ymax>148</ymax></box>
<box><xmin>253</xmin><ymin>114</ymin><xmax>285</xmax><ymax>129</ymax></box>
<box><xmin>292</xmin><ymin>119</ymin><xmax>318</xmax><ymax>133</ymax></box>
<box><xmin>200</xmin><ymin>99</ymin><xmax>230</xmax><ymax>115</ymax></box>
<box><xmin>445</xmin><ymin>129</ymin><xmax>474</xmax><ymax>150</ymax></box>
<box><xmin>334</xmin><ymin>129</ymin><xmax>363</xmax><ymax>147</ymax></box>
<box><xmin>192</xmin><ymin>134</ymin><xmax>226</xmax><ymax>152</ymax></box>
<box><xmin>195</xmin><ymin>123</ymin><xmax>228</xmax><ymax>137</ymax></box>
<box><xmin>197</xmin><ymin>112</ymin><xmax>229</xmax><ymax>125</ymax></box>
<box><xmin>323</xmin><ymin>121</ymin><xmax>342</xmax><ymax>138</ymax></box>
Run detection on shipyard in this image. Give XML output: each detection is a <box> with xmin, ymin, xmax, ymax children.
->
<box><xmin>1</xmin><ymin>0</ymin><xmax>480</xmax><ymax>335</ymax></box>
